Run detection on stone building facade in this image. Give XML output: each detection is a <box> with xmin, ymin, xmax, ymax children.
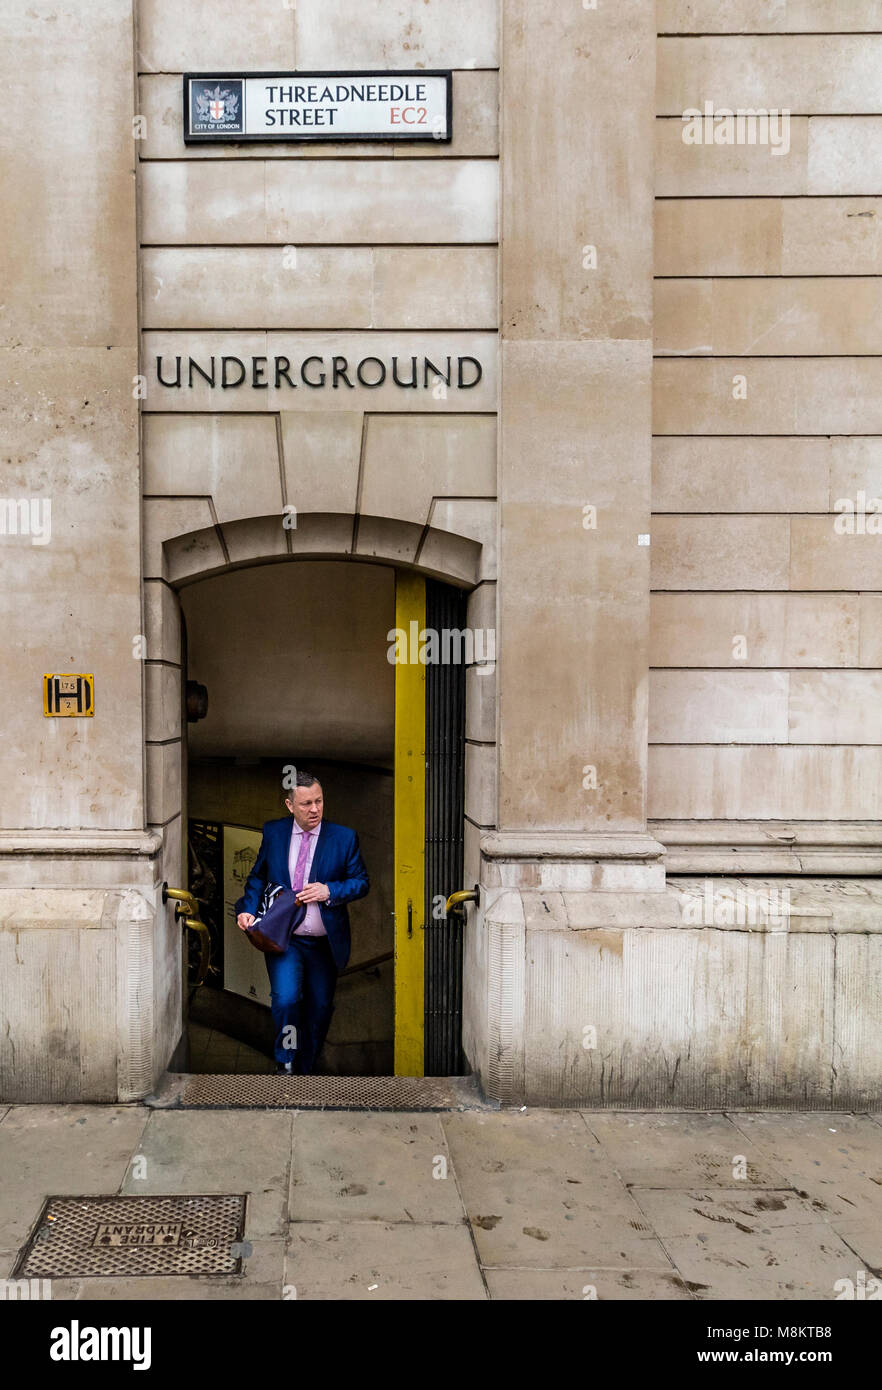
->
<box><xmin>2</xmin><ymin>0</ymin><xmax>881</xmax><ymax>1106</ymax></box>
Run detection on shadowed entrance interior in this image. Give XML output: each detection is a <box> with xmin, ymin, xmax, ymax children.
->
<box><xmin>170</xmin><ymin>557</ymin><xmax>469</xmax><ymax>1080</ymax></box>
<box><xmin>178</xmin><ymin>559</ymin><xmax>395</xmax><ymax>1075</ymax></box>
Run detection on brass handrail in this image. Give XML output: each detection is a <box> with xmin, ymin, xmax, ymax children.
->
<box><xmin>445</xmin><ymin>885</ymin><xmax>480</xmax><ymax>917</ymax></box>
<box><xmin>162</xmin><ymin>883</ymin><xmax>212</xmax><ymax>988</ymax></box>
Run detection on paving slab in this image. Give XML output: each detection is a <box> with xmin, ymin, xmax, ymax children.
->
<box><xmin>2</xmin><ymin>1105</ymin><xmax>877</xmax><ymax>1301</ymax></box>
<box><xmin>631</xmin><ymin>1187</ymin><xmax>829</xmax><ymax>1239</ymax></box>
<box><xmin>442</xmin><ymin>1110</ymin><xmax>671</xmax><ymax>1269</ymax></box>
<box><xmin>120</xmin><ymin>1110</ymin><xmax>292</xmax><ymax>1240</ymax></box>
<box><xmin>286</xmin><ymin>1220</ymin><xmax>486</xmax><ymax>1299</ymax></box>
<box><xmin>0</xmin><ymin>1266</ymin><xmax>79</xmax><ymax>1300</ymax></box>
<box><xmin>630</xmin><ymin>1186</ymin><xmax>861</xmax><ymax>1300</ymax></box>
<box><xmin>829</xmin><ymin>1220</ymin><xmax>882</xmax><ymax>1273</ymax></box>
<box><xmin>660</xmin><ymin>1225</ymin><xmax>862</xmax><ymax>1302</ymax></box>
<box><xmin>290</xmin><ymin>1112</ymin><xmax>465</xmax><ymax>1223</ymax></box>
<box><xmin>730</xmin><ymin>1113</ymin><xmax>882</xmax><ymax>1223</ymax></box>
<box><xmin>67</xmin><ymin>1238</ymin><xmax>286</xmax><ymax>1301</ymax></box>
<box><xmin>74</xmin><ymin>1280</ymin><xmax>281</xmax><ymax>1301</ymax></box>
<box><xmin>0</xmin><ymin>1106</ymin><xmax>148</xmax><ymax>1251</ymax></box>
<box><xmin>582</xmin><ymin>1112</ymin><xmax>787</xmax><ymax>1188</ymax></box>
<box><xmin>486</xmin><ymin>1267</ymin><xmax>694</xmax><ymax>1300</ymax></box>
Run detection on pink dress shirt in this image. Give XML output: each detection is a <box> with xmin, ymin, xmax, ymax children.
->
<box><xmin>288</xmin><ymin>821</ymin><xmax>327</xmax><ymax>936</ymax></box>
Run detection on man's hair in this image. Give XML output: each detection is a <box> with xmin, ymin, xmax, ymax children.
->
<box><xmin>291</xmin><ymin>769</ymin><xmax>321</xmax><ymax>790</ymax></box>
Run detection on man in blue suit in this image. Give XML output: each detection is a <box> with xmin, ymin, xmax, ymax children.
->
<box><xmin>236</xmin><ymin>770</ymin><xmax>369</xmax><ymax>1074</ymax></box>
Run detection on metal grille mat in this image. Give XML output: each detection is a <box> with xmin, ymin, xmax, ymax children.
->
<box><xmin>13</xmin><ymin>1195</ymin><xmax>246</xmax><ymax>1279</ymax></box>
<box><xmin>174</xmin><ymin>1073</ymin><xmax>479</xmax><ymax>1110</ymax></box>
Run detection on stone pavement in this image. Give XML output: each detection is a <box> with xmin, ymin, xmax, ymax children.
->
<box><xmin>1</xmin><ymin>1104</ymin><xmax>880</xmax><ymax>1300</ymax></box>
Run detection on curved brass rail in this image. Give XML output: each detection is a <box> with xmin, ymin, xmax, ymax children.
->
<box><xmin>162</xmin><ymin>884</ymin><xmax>212</xmax><ymax>988</ymax></box>
<box><xmin>444</xmin><ymin>886</ymin><xmax>480</xmax><ymax>917</ymax></box>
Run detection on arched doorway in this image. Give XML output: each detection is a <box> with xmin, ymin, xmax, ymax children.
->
<box><xmin>144</xmin><ymin>514</ymin><xmax>489</xmax><ymax>1083</ymax></box>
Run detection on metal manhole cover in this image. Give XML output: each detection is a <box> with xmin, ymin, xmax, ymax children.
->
<box><xmin>178</xmin><ymin>1073</ymin><xmax>465</xmax><ymax>1110</ymax></box>
<box><xmin>13</xmin><ymin>1195</ymin><xmax>247</xmax><ymax>1279</ymax></box>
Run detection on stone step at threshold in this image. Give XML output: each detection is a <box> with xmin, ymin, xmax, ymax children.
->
<box><xmin>147</xmin><ymin>1072</ymin><xmax>495</xmax><ymax>1112</ymax></box>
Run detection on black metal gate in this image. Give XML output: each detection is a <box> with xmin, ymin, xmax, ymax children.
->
<box><xmin>424</xmin><ymin>579</ymin><xmax>468</xmax><ymax>1075</ymax></box>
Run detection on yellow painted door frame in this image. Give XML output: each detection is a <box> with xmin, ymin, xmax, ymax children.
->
<box><xmin>393</xmin><ymin>571</ymin><xmax>426</xmax><ymax>1075</ymax></box>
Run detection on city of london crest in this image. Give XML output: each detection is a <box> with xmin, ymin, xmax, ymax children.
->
<box><xmin>196</xmin><ymin>84</ymin><xmax>239</xmax><ymax>122</ymax></box>
<box><xmin>188</xmin><ymin>78</ymin><xmax>244</xmax><ymax>136</ymax></box>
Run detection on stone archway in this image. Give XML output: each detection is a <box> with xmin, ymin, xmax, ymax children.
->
<box><xmin>141</xmin><ymin>511</ymin><xmax>496</xmax><ymax>1092</ymax></box>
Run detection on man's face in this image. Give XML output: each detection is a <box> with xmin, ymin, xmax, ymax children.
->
<box><xmin>286</xmin><ymin>783</ymin><xmax>323</xmax><ymax>831</ymax></box>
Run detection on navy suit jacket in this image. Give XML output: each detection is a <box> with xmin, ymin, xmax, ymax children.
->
<box><xmin>238</xmin><ymin>817</ymin><xmax>369</xmax><ymax>972</ymax></box>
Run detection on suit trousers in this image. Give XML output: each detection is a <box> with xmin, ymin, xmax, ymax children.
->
<box><xmin>264</xmin><ymin>934</ymin><xmax>338</xmax><ymax>1072</ymax></box>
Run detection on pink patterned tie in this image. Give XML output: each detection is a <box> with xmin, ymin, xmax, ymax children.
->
<box><xmin>291</xmin><ymin>827</ymin><xmax>312</xmax><ymax>893</ymax></box>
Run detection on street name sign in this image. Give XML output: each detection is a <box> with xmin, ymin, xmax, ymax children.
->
<box><xmin>184</xmin><ymin>71</ymin><xmax>452</xmax><ymax>143</ymax></box>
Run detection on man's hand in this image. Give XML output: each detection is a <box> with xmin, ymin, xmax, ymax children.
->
<box><xmin>237</xmin><ymin>912</ymin><xmax>256</xmax><ymax>931</ymax></box>
<box><xmin>296</xmin><ymin>882</ymin><xmax>330</xmax><ymax>904</ymax></box>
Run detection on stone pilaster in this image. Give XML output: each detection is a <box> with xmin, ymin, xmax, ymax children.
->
<box><xmin>496</xmin><ymin>0</ymin><xmax>658</xmax><ymax>853</ymax></box>
<box><xmin>470</xmin><ymin>0</ymin><xmax>661</xmax><ymax>1103</ymax></box>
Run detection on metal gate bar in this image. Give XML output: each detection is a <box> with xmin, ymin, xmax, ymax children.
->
<box><xmin>424</xmin><ymin>579</ymin><xmax>467</xmax><ymax>1076</ymax></box>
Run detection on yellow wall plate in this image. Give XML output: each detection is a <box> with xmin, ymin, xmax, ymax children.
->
<box><xmin>43</xmin><ymin>673</ymin><xmax>94</xmax><ymax>716</ymax></box>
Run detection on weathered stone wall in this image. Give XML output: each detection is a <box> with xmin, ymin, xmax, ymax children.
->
<box><xmin>4</xmin><ymin>0</ymin><xmax>881</xmax><ymax>1106</ymax></box>
<box><xmin>651</xmin><ymin>1</ymin><xmax>882</xmax><ymax>872</ymax></box>
<box><xmin>475</xmin><ymin>0</ymin><xmax>882</xmax><ymax>1108</ymax></box>
<box><xmin>0</xmin><ymin>1</ymin><xmax>162</xmax><ymax>1102</ymax></box>
<box><xmin>0</xmin><ymin>0</ymin><xmax>141</xmax><ymax>832</ymax></box>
